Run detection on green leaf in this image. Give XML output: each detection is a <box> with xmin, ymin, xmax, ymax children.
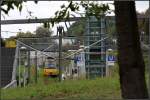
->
<box><xmin>61</xmin><ymin>4</ymin><xmax>65</xmax><ymax>9</ymax></box>
<box><xmin>19</xmin><ymin>5</ymin><xmax>22</xmax><ymax>12</ymax></box>
<box><xmin>14</xmin><ymin>3</ymin><xmax>19</xmax><ymax>8</ymax></box>
<box><xmin>55</xmin><ymin>11</ymin><xmax>59</xmax><ymax>15</ymax></box>
<box><xmin>1</xmin><ymin>8</ymin><xmax>8</xmax><ymax>14</ymax></box>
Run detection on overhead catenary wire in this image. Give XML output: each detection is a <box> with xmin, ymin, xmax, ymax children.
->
<box><xmin>16</xmin><ymin>39</ymin><xmax>56</xmax><ymax>60</ymax></box>
<box><xmin>4</xmin><ymin>32</ymin><xmax>109</xmax><ymax>61</ymax></box>
<box><xmin>63</xmin><ymin>36</ymin><xmax>110</xmax><ymax>59</ymax></box>
<box><xmin>42</xmin><ymin>45</ymin><xmax>54</xmax><ymax>52</ymax></box>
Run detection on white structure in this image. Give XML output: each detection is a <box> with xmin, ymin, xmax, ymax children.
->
<box><xmin>76</xmin><ymin>51</ymin><xmax>86</xmax><ymax>77</ymax></box>
<box><xmin>66</xmin><ymin>50</ymin><xmax>86</xmax><ymax>79</ymax></box>
<box><xmin>106</xmin><ymin>49</ymin><xmax>116</xmax><ymax>77</ymax></box>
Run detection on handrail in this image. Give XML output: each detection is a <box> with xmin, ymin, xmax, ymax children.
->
<box><xmin>3</xmin><ymin>80</ymin><xmax>17</xmax><ymax>89</ymax></box>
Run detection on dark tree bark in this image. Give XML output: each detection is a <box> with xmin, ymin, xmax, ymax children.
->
<box><xmin>114</xmin><ymin>1</ymin><xmax>149</xmax><ymax>99</ymax></box>
<box><xmin>0</xmin><ymin>0</ymin><xmax>2</xmax><ymax>89</ymax></box>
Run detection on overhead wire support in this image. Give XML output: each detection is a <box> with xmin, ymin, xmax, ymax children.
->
<box><xmin>35</xmin><ymin>51</ymin><xmax>38</xmax><ymax>83</ymax></box>
<box><xmin>16</xmin><ymin>40</ymin><xmax>56</xmax><ymax>60</ymax></box>
<box><xmin>57</xmin><ymin>26</ymin><xmax>64</xmax><ymax>82</ymax></box>
<box><xmin>1</xmin><ymin>17</ymin><xmax>83</xmax><ymax>25</ymax></box>
<box><xmin>1</xmin><ymin>16</ymin><xmax>148</xmax><ymax>25</ymax></box>
<box><xmin>63</xmin><ymin>36</ymin><xmax>110</xmax><ymax>59</ymax></box>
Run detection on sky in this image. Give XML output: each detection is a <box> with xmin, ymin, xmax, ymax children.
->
<box><xmin>1</xmin><ymin>1</ymin><xmax>149</xmax><ymax>38</ymax></box>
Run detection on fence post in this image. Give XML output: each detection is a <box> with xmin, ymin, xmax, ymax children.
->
<box><xmin>35</xmin><ymin>51</ymin><xmax>38</xmax><ymax>83</ymax></box>
<box><xmin>27</xmin><ymin>50</ymin><xmax>30</xmax><ymax>84</ymax></box>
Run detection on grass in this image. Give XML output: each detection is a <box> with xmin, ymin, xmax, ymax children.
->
<box><xmin>2</xmin><ymin>63</ymin><xmax>148</xmax><ymax>100</ymax></box>
<box><xmin>1</xmin><ymin>52</ymin><xmax>148</xmax><ymax>100</ymax></box>
<box><xmin>1</xmin><ymin>77</ymin><xmax>121</xmax><ymax>100</ymax></box>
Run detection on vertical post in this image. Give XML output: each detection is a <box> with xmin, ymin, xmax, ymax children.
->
<box><xmin>87</xmin><ymin>17</ymin><xmax>90</xmax><ymax>79</ymax></box>
<box><xmin>18</xmin><ymin>47</ymin><xmax>21</xmax><ymax>87</ymax></box>
<box><xmin>100</xmin><ymin>17</ymin><xmax>103</xmax><ymax>77</ymax></box>
<box><xmin>78</xmin><ymin>66</ymin><xmax>79</xmax><ymax>79</ymax></box>
<box><xmin>35</xmin><ymin>51</ymin><xmax>37</xmax><ymax>83</ymax></box>
<box><xmin>27</xmin><ymin>50</ymin><xmax>30</xmax><ymax>84</ymax></box>
<box><xmin>148</xmin><ymin>18</ymin><xmax>150</xmax><ymax>99</ymax></box>
<box><xmin>23</xmin><ymin>50</ymin><xmax>27</xmax><ymax>87</ymax></box>
<box><xmin>23</xmin><ymin>61</ymin><xmax>26</xmax><ymax>87</ymax></box>
<box><xmin>106</xmin><ymin>50</ymin><xmax>109</xmax><ymax>77</ymax></box>
<box><xmin>74</xmin><ymin>54</ymin><xmax>77</xmax><ymax>79</ymax></box>
<box><xmin>57</xmin><ymin>26</ymin><xmax>63</xmax><ymax>82</ymax></box>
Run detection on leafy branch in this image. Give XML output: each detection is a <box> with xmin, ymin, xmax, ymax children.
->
<box><xmin>1</xmin><ymin>0</ymin><xmax>112</xmax><ymax>28</ymax></box>
<box><xmin>1</xmin><ymin>0</ymin><xmax>23</xmax><ymax>14</ymax></box>
<box><xmin>50</xmin><ymin>1</ymin><xmax>80</xmax><ymax>27</ymax></box>
<box><xmin>1</xmin><ymin>0</ymin><xmax>38</xmax><ymax>14</ymax></box>
<box><xmin>45</xmin><ymin>1</ymin><xmax>112</xmax><ymax>28</ymax></box>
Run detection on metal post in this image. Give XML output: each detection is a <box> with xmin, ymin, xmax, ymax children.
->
<box><xmin>87</xmin><ymin>17</ymin><xmax>90</xmax><ymax>79</ymax></box>
<box><xmin>18</xmin><ymin>48</ymin><xmax>21</xmax><ymax>87</ymax></box>
<box><xmin>23</xmin><ymin>61</ymin><xmax>26</xmax><ymax>87</ymax></box>
<box><xmin>101</xmin><ymin>67</ymin><xmax>104</xmax><ymax>77</ymax></box>
<box><xmin>78</xmin><ymin>66</ymin><xmax>79</xmax><ymax>79</ymax></box>
<box><xmin>57</xmin><ymin>26</ymin><xmax>63</xmax><ymax>82</ymax></box>
<box><xmin>106</xmin><ymin>50</ymin><xmax>109</xmax><ymax>77</ymax></box>
<box><xmin>23</xmin><ymin>50</ymin><xmax>27</xmax><ymax>87</ymax></box>
<box><xmin>27</xmin><ymin>50</ymin><xmax>30</xmax><ymax>84</ymax></box>
<box><xmin>35</xmin><ymin>51</ymin><xmax>37</xmax><ymax>83</ymax></box>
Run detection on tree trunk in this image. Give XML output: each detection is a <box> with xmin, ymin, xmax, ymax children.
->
<box><xmin>114</xmin><ymin>1</ymin><xmax>149</xmax><ymax>99</ymax></box>
<box><xmin>0</xmin><ymin>25</ymin><xmax>1</xmax><ymax>89</ymax></box>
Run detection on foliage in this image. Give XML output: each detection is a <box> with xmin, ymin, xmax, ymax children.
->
<box><xmin>106</xmin><ymin>19</ymin><xmax>116</xmax><ymax>37</ymax></box>
<box><xmin>7</xmin><ymin>26</ymin><xmax>53</xmax><ymax>39</ymax></box>
<box><xmin>66</xmin><ymin>19</ymin><xmax>86</xmax><ymax>41</ymax></box>
<box><xmin>35</xmin><ymin>26</ymin><xmax>53</xmax><ymax>37</ymax></box>
<box><xmin>137</xmin><ymin>8</ymin><xmax>149</xmax><ymax>44</ymax></box>
<box><xmin>137</xmin><ymin>8</ymin><xmax>149</xmax><ymax>35</ymax></box>
<box><xmin>1</xmin><ymin>0</ymin><xmax>23</xmax><ymax>14</ymax></box>
<box><xmin>143</xmin><ymin>8</ymin><xmax>149</xmax><ymax>35</ymax></box>
<box><xmin>67</xmin><ymin>17</ymin><xmax>117</xmax><ymax>38</ymax></box>
<box><xmin>1</xmin><ymin>0</ymin><xmax>38</xmax><ymax>14</ymax></box>
<box><xmin>82</xmin><ymin>2</ymin><xmax>111</xmax><ymax>19</ymax></box>
<box><xmin>49</xmin><ymin>1</ymin><xmax>80</xmax><ymax>27</ymax></box>
<box><xmin>44</xmin><ymin>1</ymin><xmax>112</xmax><ymax>27</ymax></box>
<box><xmin>1</xmin><ymin>1</ymin><xmax>112</xmax><ymax>29</ymax></box>
<box><xmin>16</xmin><ymin>31</ymin><xmax>35</xmax><ymax>38</ymax></box>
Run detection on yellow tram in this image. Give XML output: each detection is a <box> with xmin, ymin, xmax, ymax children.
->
<box><xmin>43</xmin><ymin>57</ymin><xmax>59</xmax><ymax>77</ymax></box>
